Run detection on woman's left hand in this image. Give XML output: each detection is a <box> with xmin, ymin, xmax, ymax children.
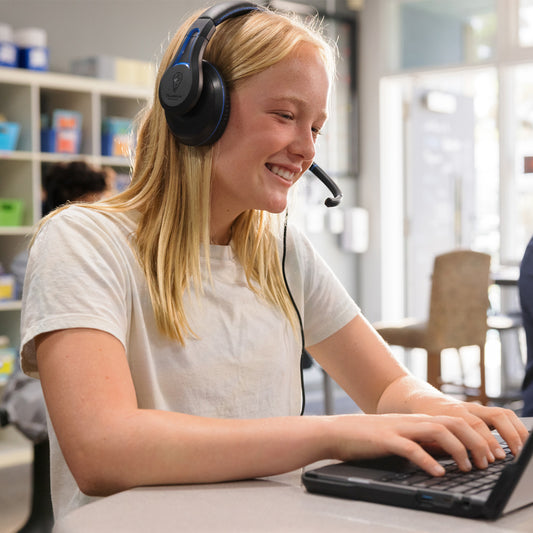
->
<box><xmin>413</xmin><ymin>396</ymin><xmax>529</xmax><ymax>462</ymax></box>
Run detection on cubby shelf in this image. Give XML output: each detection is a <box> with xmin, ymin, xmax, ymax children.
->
<box><xmin>0</xmin><ymin>66</ymin><xmax>151</xmax><ymax>348</ymax></box>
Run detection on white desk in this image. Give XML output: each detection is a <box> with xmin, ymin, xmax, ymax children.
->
<box><xmin>53</xmin><ymin>465</ymin><xmax>533</xmax><ymax>533</ymax></box>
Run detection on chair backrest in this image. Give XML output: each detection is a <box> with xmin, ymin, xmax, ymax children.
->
<box><xmin>426</xmin><ymin>250</ymin><xmax>491</xmax><ymax>351</ymax></box>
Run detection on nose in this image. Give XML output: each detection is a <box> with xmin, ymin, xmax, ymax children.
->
<box><xmin>288</xmin><ymin>126</ymin><xmax>316</xmax><ymax>163</ymax></box>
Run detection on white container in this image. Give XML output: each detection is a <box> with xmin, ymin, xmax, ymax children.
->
<box><xmin>0</xmin><ymin>23</ymin><xmax>16</xmax><ymax>67</ymax></box>
<box><xmin>0</xmin><ymin>346</ymin><xmax>16</xmax><ymax>384</ymax></box>
<box><xmin>15</xmin><ymin>27</ymin><xmax>48</xmax><ymax>71</ymax></box>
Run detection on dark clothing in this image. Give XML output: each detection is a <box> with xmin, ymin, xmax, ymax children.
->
<box><xmin>520</xmin><ymin>236</ymin><xmax>533</xmax><ymax>416</ymax></box>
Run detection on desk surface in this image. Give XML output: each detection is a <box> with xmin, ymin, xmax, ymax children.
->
<box><xmin>54</xmin><ymin>465</ymin><xmax>533</xmax><ymax>533</ymax></box>
<box><xmin>492</xmin><ymin>265</ymin><xmax>520</xmax><ymax>286</ymax></box>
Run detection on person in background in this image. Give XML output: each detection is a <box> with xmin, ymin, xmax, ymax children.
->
<box><xmin>519</xmin><ymin>236</ymin><xmax>533</xmax><ymax>416</ymax></box>
<box><xmin>10</xmin><ymin>160</ymin><xmax>110</xmax><ymax>297</ymax></box>
<box><xmin>19</xmin><ymin>2</ymin><xmax>527</xmax><ymax>522</ymax></box>
<box><xmin>41</xmin><ymin>160</ymin><xmax>111</xmax><ymax>216</ymax></box>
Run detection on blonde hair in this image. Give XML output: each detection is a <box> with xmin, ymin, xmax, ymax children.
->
<box><xmin>39</xmin><ymin>7</ymin><xmax>337</xmax><ymax>344</ymax></box>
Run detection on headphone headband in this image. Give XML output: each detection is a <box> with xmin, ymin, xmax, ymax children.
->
<box><xmin>200</xmin><ymin>1</ymin><xmax>262</xmax><ymax>25</ymax></box>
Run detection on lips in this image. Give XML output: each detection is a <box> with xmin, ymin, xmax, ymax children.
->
<box><xmin>266</xmin><ymin>163</ymin><xmax>296</xmax><ymax>182</ymax></box>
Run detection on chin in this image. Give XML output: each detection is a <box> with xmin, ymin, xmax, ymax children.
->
<box><xmin>262</xmin><ymin>201</ymin><xmax>288</xmax><ymax>215</ymax></box>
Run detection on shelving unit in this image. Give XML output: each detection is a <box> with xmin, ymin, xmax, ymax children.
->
<box><xmin>0</xmin><ymin>66</ymin><xmax>152</xmax><ymax>348</ymax></box>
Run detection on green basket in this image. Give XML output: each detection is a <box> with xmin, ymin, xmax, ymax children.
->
<box><xmin>0</xmin><ymin>199</ymin><xmax>24</xmax><ymax>226</ymax></box>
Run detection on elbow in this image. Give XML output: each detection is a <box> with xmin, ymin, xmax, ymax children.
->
<box><xmin>71</xmin><ymin>465</ymin><xmax>126</xmax><ymax>498</ymax></box>
<box><xmin>74</xmin><ymin>471</ymin><xmax>124</xmax><ymax>498</ymax></box>
<box><xmin>66</xmin><ymin>444</ymin><xmax>133</xmax><ymax>497</ymax></box>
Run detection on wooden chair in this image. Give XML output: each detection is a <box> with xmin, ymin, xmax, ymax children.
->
<box><xmin>374</xmin><ymin>250</ymin><xmax>491</xmax><ymax>404</ymax></box>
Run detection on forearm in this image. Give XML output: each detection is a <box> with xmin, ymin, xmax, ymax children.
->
<box><xmin>69</xmin><ymin>409</ymin><xmax>332</xmax><ymax>496</ymax></box>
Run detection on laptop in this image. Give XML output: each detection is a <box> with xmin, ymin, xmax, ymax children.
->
<box><xmin>302</xmin><ymin>428</ymin><xmax>533</xmax><ymax>519</ymax></box>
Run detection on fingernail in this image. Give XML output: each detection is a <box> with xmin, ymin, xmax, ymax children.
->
<box><xmin>464</xmin><ymin>458</ymin><xmax>473</xmax><ymax>471</ymax></box>
<box><xmin>479</xmin><ymin>457</ymin><xmax>488</xmax><ymax>469</ymax></box>
<box><xmin>494</xmin><ymin>448</ymin><xmax>506</xmax><ymax>460</ymax></box>
<box><xmin>488</xmin><ymin>450</ymin><xmax>495</xmax><ymax>462</ymax></box>
<box><xmin>433</xmin><ymin>464</ymin><xmax>445</xmax><ymax>476</ymax></box>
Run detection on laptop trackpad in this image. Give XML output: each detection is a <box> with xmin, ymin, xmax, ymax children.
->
<box><xmin>323</xmin><ymin>456</ymin><xmax>416</xmax><ymax>481</ymax></box>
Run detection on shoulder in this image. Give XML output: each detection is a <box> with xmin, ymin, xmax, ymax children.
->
<box><xmin>283</xmin><ymin>222</ymin><xmax>319</xmax><ymax>265</ymax></box>
<box><xmin>36</xmin><ymin>206</ymin><xmax>138</xmax><ymax>244</ymax></box>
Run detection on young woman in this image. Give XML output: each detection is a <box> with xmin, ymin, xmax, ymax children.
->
<box><xmin>20</xmin><ymin>2</ymin><xmax>527</xmax><ymax>521</ymax></box>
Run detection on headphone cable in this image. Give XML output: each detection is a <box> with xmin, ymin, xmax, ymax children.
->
<box><xmin>281</xmin><ymin>211</ymin><xmax>307</xmax><ymax>416</ymax></box>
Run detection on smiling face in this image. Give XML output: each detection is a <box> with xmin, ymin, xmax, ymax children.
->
<box><xmin>210</xmin><ymin>43</ymin><xmax>330</xmax><ymax>244</ymax></box>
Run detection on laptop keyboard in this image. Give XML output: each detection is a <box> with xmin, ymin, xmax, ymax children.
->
<box><xmin>378</xmin><ymin>441</ymin><xmax>515</xmax><ymax>496</ymax></box>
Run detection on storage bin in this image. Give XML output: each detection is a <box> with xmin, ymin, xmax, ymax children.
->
<box><xmin>15</xmin><ymin>27</ymin><xmax>48</xmax><ymax>71</ymax></box>
<box><xmin>0</xmin><ymin>274</ymin><xmax>15</xmax><ymax>300</ymax></box>
<box><xmin>0</xmin><ymin>198</ymin><xmax>24</xmax><ymax>226</ymax></box>
<box><xmin>41</xmin><ymin>128</ymin><xmax>81</xmax><ymax>154</ymax></box>
<box><xmin>102</xmin><ymin>116</ymin><xmax>133</xmax><ymax>157</ymax></box>
<box><xmin>0</xmin><ymin>122</ymin><xmax>20</xmax><ymax>150</ymax></box>
<box><xmin>41</xmin><ymin>109</ymin><xmax>82</xmax><ymax>153</ymax></box>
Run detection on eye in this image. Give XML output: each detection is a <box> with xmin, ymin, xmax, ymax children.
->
<box><xmin>276</xmin><ymin>112</ymin><xmax>294</xmax><ymax>121</ymax></box>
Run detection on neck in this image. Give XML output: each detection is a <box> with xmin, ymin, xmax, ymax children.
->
<box><xmin>210</xmin><ymin>199</ymin><xmax>240</xmax><ymax>246</ymax></box>
<box><xmin>210</xmin><ymin>223</ymin><xmax>233</xmax><ymax>245</ymax></box>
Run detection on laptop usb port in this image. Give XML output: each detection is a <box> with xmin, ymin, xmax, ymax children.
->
<box><xmin>417</xmin><ymin>492</ymin><xmax>455</xmax><ymax>509</ymax></box>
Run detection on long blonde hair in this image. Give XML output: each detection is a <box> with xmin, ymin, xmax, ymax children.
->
<box><xmin>41</xmin><ymin>7</ymin><xmax>337</xmax><ymax>344</ymax></box>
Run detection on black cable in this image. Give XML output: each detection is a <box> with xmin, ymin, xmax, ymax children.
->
<box><xmin>281</xmin><ymin>212</ymin><xmax>307</xmax><ymax>416</ymax></box>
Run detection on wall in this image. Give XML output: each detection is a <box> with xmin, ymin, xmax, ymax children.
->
<box><xmin>356</xmin><ymin>0</ymin><xmax>384</xmax><ymax>321</ymax></box>
<box><xmin>0</xmin><ymin>0</ymin><xmax>193</xmax><ymax>73</ymax></box>
<box><xmin>0</xmin><ymin>0</ymin><xmax>361</xmax><ymax>300</ymax></box>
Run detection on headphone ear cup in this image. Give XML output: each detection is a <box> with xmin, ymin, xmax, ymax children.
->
<box><xmin>164</xmin><ymin>61</ymin><xmax>230</xmax><ymax>146</ymax></box>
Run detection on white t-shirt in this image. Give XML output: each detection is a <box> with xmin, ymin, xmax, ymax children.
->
<box><xmin>20</xmin><ymin>206</ymin><xmax>359</xmax><ymax>519</ymax></box>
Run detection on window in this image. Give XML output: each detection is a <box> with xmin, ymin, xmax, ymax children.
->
<box><xmin>389</xmin><ymin>0</ymin><xmax>497</xmax><ymax>70</ymax></box>
<box><xmin>519</xmin><ymin>0</ymin><xmax>533</xmax><ymax>47</ymax></box>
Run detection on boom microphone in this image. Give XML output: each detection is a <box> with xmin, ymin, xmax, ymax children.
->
<box><xmin>309</xmin><ymin>163</ymin><xmax>342</xmax><ymax>207</ymax></box>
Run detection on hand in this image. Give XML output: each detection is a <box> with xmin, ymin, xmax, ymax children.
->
<box><xmin>415</xmin><ymin>398</ymin><xmax>529</xmax><ymax>462</ymax></box>
<box><xmin>328</xmin><ymin>410</ymin><xmax>527</xmax><ymax>477</ymax></box>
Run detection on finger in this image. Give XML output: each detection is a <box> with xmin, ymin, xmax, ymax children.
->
<box><xmin>389</xmin><ymin>436</ymin><xmax>447</xmax><ymax>477</ymax></box>
<box><xmin>435</xmin><ymin>416</ymin><xmax>492</xmax><ymax>468</ymax></box>
<box><xmin>485</xmin><ymin>410</ymin><xmax>529</xmax><ymax>457</ymax></box>
<box><xmin>454</xmin><ymin>413</ymin><xmax>500</xmax><ymax>464</ymax></box>
<box><xmin>391</xmin><ymin>422</ymin><xmax>473</xmax><ymax>473</ymax></box>
<box><xmin>434</xmin><ymin>404</ymin><xmax>500</xmax><ymax>464</ymax></box>
<box><xmin>466</xmin><ymin>405</ymin><xmax>529</xmax><ymax>457</ymax></box>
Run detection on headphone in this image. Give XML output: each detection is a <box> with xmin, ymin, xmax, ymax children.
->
<box><xmin>159</xmin><ymin>1</ymin><xmax>260</xmax><ymax>146</ymax></box>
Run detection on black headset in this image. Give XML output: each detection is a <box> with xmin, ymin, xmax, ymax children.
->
<box><xmin>159</xmin><ymin>1</ymin><xmax>259</xmax><ymax>146</ymax></box>
<box><xmin>158</xmin><ymin>0</ymin><xmax>342</xmax><ymax>207</ymax></box>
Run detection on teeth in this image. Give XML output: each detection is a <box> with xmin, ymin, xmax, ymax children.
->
<box><xmin>267</xmin><ymin>164</ymin><xmax>295</xmax><ymax>181</ymax></box>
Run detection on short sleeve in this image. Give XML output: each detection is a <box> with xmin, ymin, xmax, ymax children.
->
<box><xmin>283</xmin><ymin>224</ymin><xmax>359</xmax><ymax>347</ymax></box>
<box><xmin>20</xmin><ymin>208</ymin><xmax>132</xmax><ymax>377</ymax></box>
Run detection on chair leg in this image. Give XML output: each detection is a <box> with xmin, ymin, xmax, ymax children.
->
<box><xmin>478</xmin><ymin>345</ymin><xmax>488</xmax><ymax>405</ymax></box>
<box><xmin>427</xmin><ymin>350</ymin><xmax>442</xmax><ymax>390</ymax></box>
